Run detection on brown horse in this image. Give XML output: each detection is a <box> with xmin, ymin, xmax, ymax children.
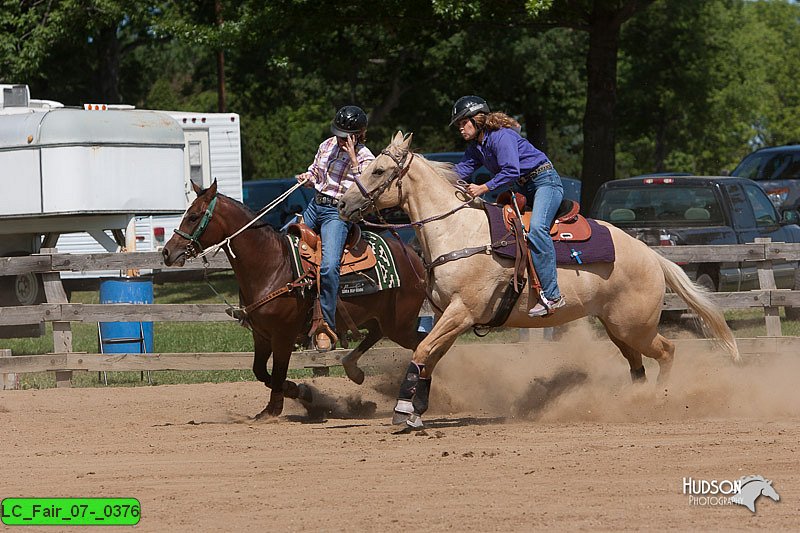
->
<box><xmin>339</xmin><ymin>132</ymin><xmax>740</xmax><ymax>429</ymax></box>
<box><xmin>162</xmin><ymin>180</ymin><xmax>427</xmax><ymax>418</ymax></box>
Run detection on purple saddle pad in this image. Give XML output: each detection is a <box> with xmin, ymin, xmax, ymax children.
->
<box><xmin>484</xmin><ymin>204</ymin><xmax>614</xmax><ymax>265</ymax></box>
<box><xmin>554</xmin><ymin>219</ymin><xmax>615</xmax><ymax>265</ymax></box>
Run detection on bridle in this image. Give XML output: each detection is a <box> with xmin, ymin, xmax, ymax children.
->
<box><xmin>174</xmin><ymin>193</ymin><xmax>218</xmax><ymax>258</ymax></box>
<box><xmin>350</xmin><ymin>148</ymin><xmax>414</xmax><ymax>220</ymax></box>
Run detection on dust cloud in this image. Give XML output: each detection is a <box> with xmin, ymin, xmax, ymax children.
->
<box><xmin>417</xmin><ymin>320</ymin><xmax>800</xmax><ymax>423</ymax></box>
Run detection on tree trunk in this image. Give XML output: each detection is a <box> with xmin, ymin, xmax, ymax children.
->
<box><xmin>216</xmin><ymin>0</ymin><xmax>226</xmax><ymax>113</ymax></box>
<box><xmin>524</xmin><ymin>111</ymin><xmax>548</xmax><ymax>153</ymax></box>
<box><xmin>95</xmin><ymin>26</ymin><xmax>121</xmax><ymax>103</ymax></box>
<box><xmin>580</xmin><ymin>9</ymin><xmax>620</xmax><ymax>213</ymax></box>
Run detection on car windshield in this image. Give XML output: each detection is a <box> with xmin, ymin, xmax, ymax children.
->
<box><xmin>733</xmin><ymin>151</ymin><xmax>800</xmax><ymax>181</ymax></box>
<box><xmin>594</xmin><ymin>185</ymin><xmax>725</xmax><ymax>225</ymax></box>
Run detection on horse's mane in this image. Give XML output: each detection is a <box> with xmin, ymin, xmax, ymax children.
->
<box><xmin>382</xmin><ymin>135</ymin><xmax>462</xmax><ymax>185</ymax></box>
<box><xmin>201</xmin><ymin>188</ymin><xmax>281</xmax><ymax>236</ymax></box>
<box><xmin>415</xmin><ymin>155</ymin><xmax>461</xmax><ymax>184</ymax></box>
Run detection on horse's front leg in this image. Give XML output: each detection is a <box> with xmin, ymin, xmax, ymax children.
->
<box><xmin>393</xmin><ymin>303</ymin><xmax>474</xmax><ymax>429</ymax></box>
<box><xmin>257</xmin><ymin>337</ymin><xmax>311</xmax><ymax>418</ymax></box>
<box><xmin>251</xmin><ymin>331</ymin><xmax>272</xmax><ymax>388</ymax></box>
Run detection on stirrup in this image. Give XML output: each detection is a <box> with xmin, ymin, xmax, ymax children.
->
<box><xmin>528</xmin><ymin>295</ymin><xmax>566</xmax><ymax>318</ymax></box>
<box><xmin>226</xmin><ymin>307</ymin><xmax>247</xmax><ymax>321</ymax></box>
<box><xmin>226</xmin><ymin>306</ymin><xmax>251</xmax><ymax>328</ymax></box>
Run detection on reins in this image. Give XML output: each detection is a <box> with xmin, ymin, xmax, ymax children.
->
<box><xmin>174</xmin><ymin>182</ymin><xmax>310</xmax><ymax>317</ymax></box>
<box><xmin>194</xmin><ymin>182</ymin><xmax>304</xmax><ymax>260</ymax></box>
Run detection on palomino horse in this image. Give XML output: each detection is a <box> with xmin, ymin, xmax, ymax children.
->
<box><xmin>163</xmin><ymin>180</ymin><xmax>427</xmax><ymax>418</ymax></box>
<box><xmin>339</xmin><ymin>132</ymin><xmax>740</xmax><ymax>428</ymax></box>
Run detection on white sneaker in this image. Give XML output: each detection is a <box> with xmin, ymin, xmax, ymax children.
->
<box><xmin>528</xmin><ymin>296</ymin><xmax>566</xmax><ymax>318</ymax></box>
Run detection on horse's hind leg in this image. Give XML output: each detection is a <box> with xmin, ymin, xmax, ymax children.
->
<box><xmin>342</xmin><ymin>319</ymin><xmax>382</xmax><ymax>385</ymax></box>
<box><xmin>602</xmin><ymin>320</ymin><xmax>675</xmax><ymax>383</ymax></box>
<box><xmin>600</xmin><ymin>321</ymin><xmax>646</xmax><ymax>383</ymax></box>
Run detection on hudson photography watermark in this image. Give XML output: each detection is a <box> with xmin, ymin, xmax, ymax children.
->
<box><xmin>682</xmin><ymin>475</ymin><xmax>780</xmax><ymax>513</ymax></box>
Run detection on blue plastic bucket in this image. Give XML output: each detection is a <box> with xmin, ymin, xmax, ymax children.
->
<box><xmin>99</xmin><ymin>278</ymin><xmax>154</xmax><ymax>353</ymax></box>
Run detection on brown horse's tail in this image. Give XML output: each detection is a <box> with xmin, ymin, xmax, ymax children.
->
<box><xmin>654</xmin><ymin>252</ymin><xmax>741</xmax><ymax>362</ymax></box>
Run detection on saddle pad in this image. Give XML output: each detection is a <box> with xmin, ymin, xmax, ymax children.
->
<box><xmin>554</xmin><ymin>219</ymin><xmax>615</xmax><ymax>265</ymax></box>
<box><xmin>485</xmin><ymin>205</ymin><xmax>614</xmax><ymax>265</ymax></box>
<box><xmin>286</xmin><ymin>231</ymin><xmax>401</xmax><ymax>295</ymax></box>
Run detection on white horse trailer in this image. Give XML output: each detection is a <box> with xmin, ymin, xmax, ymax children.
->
<box><xmin>54</xmin><ymin>109</ymin><xmax>243</xmax><ymax>273</ymax></box>
<box><xmin>0</xmin><ymin>84</ymin><xmax>187</xmax><ymax>336</ymax></box>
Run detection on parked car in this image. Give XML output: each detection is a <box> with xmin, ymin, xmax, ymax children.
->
<box><xmin>589</xmin><ymin>175</ymin><xmax>800</xmax><ymax>296</ymax></box>
<box><xmin>731</xmin><ymin>144</ymin><xmax>800</xmax><ymax>209</ymax></box>
<box><xmin>242</xmin><ymin>178</ymin><xmax>314</xmax><ymax>228</ymax></box>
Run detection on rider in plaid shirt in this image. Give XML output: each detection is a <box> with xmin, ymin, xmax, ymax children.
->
<box><xmin>296</xmin><ymin>105</ymin><xmax>375</xmax><ymax>351</ymax></box>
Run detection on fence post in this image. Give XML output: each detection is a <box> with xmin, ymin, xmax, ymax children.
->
<box><xmin>754</xmin><ymin>238</ymin><xmax>782</xmax><ymax>337</ymax></box>
<box><xmin>0</xmin><ymin>348</ymin><xmax>18</xmax><ymax>390</ymax></box>
<box><xmin>40</xmin><ymin>248</ymin><xmax>73</xmax><ymax>388</ymax></box>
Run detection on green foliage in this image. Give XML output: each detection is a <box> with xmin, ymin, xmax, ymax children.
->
<box><xmin>5</xmin><ymin>0</ymin><xmax>800</xmax><ymax>190</ymax></box>
<box><xmin>240</xmin><ymin>102</ymin><xmax>330</xmax><ymax>180</ymax></box>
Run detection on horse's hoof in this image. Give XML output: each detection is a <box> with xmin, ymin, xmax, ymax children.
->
<box><xmin>405</xmin><ymin>413</ymin><xmax>424</xmax><ymax>429</ymax></box>
<box><xmin>257</xmin><ymin>397</ymin><xmax>284</xmax><ymax>419</ymax></box>
<box><xmin>392</xmin><ymin>411</ymin><xmax>411</xmax><ymax>425</ymax></box>
<box><xmin>343</xmin><ymin>363</ymin><xmax>365</xmax><ymax>385</ymax></box>
<box><xmin>254</xmin><ymin>408</ymin><xmax>274</xmax><ymax>420</ymax></box>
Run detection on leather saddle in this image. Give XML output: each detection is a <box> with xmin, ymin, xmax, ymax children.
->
<box><xmin>497</xmin><ymin>192</ymin><xmax>592</xmax><ymax>242</ymax></box>
<box><xmin>286</xmin><ymin>222</ymin><xmax>377</xmax><ymax>276</ymax></box>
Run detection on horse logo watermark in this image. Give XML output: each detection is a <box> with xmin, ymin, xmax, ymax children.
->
<box><xmin>683</xmin><ymin>475</ymin><xmax>780</xmax><ymax>513</ymax></box>
<box><xmin>730</xmin><ymin>476</ymin><xmax>780</xmax><ymax>513</ymax></box>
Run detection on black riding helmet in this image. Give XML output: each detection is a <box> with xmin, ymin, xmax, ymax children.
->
<box><xmin>331</xmin><ymin>105</ymin><xmax>368</xmax><ymax>137</ymax></box>
<box><xmin>449</xmin><ymin>95</ymin><xmax>490</xmax><ymax>127</ymax></box>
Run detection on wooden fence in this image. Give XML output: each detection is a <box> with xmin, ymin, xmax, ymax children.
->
<box><xmin>2</xmin><ymin>240</ymin><xmax>800</xmax><ymax>387</ymax></box>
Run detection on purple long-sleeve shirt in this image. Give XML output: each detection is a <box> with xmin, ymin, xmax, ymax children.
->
<box><xmin>453</xmin><ymin>128</ymin><xmax>550</xmax><ymax>191</ymax></box>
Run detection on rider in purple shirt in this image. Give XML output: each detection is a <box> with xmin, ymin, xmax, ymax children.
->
<box><xmin>450</xmin><ymin>95</ymin><xmax>565</xmax><ymax>317</ymax></box>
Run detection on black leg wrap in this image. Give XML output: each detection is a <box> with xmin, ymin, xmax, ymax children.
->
<box><xmin>398</xmin><ymin>362</ymin><xmax>424</xmax><ymax>400</ymax></box>
<box><xmin>630</xmin><ymin>366</ymin><xmax>646</xmax><ymax>382</ymax></box>
<box><xmin>412</xmin><ymin>378</ymin><xmax>432</xmax><ymax>416</ymax></box>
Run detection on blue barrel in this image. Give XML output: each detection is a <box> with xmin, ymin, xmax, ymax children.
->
<box><xmin>99</xmin><ymin>278</ymin><xmax>154</xmax><ymax>353</ymax></box>
<box><xmin>417</xmin><ymin>315</ymin><xmax>434</xmax><ymax>334</ymax></box>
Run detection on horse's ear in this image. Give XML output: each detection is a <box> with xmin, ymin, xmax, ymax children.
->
<box><xmin>209</xmin><ymin>178</ymin><xmax>218</xmax><ymax>196</ymax></box>
<box><xmin>191</xmin><ymin>180</ymin><xmax>202</xmax><ymax>195</ymax></box>
<box><xmin>401</xmin><ymin>132</ymin><xmax>413</xmax><ymax>150</ymax></box>
<box><xmin>392</xmin><ymin>131</ymin><xmax>404</xmax><ymax>145</ymax></box>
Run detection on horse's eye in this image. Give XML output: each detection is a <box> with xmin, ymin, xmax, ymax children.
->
<box><xmin>373</xmin><ymin>168</ymin><xmax>385</xmax><ymax>176</ymax></box>
<box><xmin>187</xmin><ymin>213</ymin><xmax>200</xmax><ymax>222</ymax></box>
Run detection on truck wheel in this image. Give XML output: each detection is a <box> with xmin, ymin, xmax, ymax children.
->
<box><xmin>0</xmin><ymin>273</ymin><xmax>45</xmax><ymax>306</ymax></box>
<box><xmin>786</xmin><ymin>269</ymin><xmax>800</xmax><ymax>321</ymax></box>
<box><xmin>696</xmin><ymin>273</ymin><xmax>717</xmax><ymax>293</ymax></box>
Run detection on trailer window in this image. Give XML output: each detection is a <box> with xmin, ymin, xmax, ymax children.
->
<box><xmin>188</xmin><ymin>140</ymin><xmax>203</xmax><ymax>185</ymax></box>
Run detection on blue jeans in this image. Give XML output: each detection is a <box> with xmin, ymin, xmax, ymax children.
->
<box><xmin>301</xmin><ymin>199</ymin><xmax>351</xmax><ymax>328</ymax></box>
<box><xmin>519</xmin><ymin>169</ymin><xmax>564</xmax><ymax>301</ymax></box>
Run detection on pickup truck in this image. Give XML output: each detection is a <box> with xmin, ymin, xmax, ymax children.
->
<box><xmin>588</xmin><ymin>175</ymin><xmax>800</xmax><ymax>298</ymax></box>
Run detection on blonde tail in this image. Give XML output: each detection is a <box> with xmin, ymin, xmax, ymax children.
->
<box><xmin>655</xmin><ymin>253</ymin><xmax>740</xmax><ymax>362</ymax></box>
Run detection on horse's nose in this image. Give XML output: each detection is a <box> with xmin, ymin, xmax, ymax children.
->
<box><xmin>162</xmin><ymin>246</ymin><xmax>171</xmax><ymax>265</ymax></box>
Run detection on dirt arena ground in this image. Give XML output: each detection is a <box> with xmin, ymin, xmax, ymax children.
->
<box><xmin>2</xmin><ymin>327</ymin><xmax>799</xmax><ymax>531</ymax></box>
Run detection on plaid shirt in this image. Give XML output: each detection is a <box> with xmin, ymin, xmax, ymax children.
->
<box><xmin>298</xmin><ymin>137</ymin><xmax>375</xmax><ymax>199</ymax></box>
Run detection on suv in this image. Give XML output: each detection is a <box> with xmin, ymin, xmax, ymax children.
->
<box><xmin>731</xmin><ymin>144</ymin><xmax>800</xmax><ymax>209</ymax></box>
<box><xmin>589</xmin><ymin>175</ymin><xmax>800</xmax><ymax>294</ymax></box>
